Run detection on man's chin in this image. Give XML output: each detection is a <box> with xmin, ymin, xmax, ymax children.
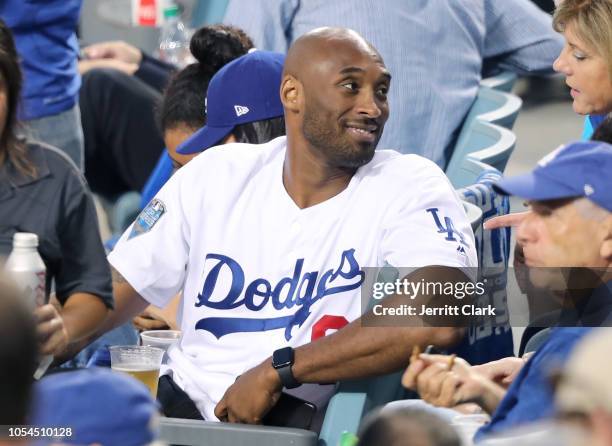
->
<box><xmin>528</xmin><ymin>268</ymin><xmax>566</xmax><ymax>291</ymax></box>
<box><xmin>338</xmin><ymin>147</ymin><xmax>376</xmax><ymax>169</ymax></box>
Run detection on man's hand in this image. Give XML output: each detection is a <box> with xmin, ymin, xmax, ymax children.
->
<box><xmin>81</xmin><ymin>41</ymin><xmax>143</xmax><ymax>65</ymax></box>
<box><xmin>133</xmin><ymin>309</ymin><xmax>171</xmax><ymax>331</ymax></box>
<box><xmin>402</xmin><ymin>353</ymin><xmax>487</xmax><ymax>407</ymax></box>
<box><xmin>35</xmin><ymin>304</ymin><xmax>69</xmax><ymax>356</ymax></box>
<box><xmin>215</xmin><ymin>360</ymin><xmax>282</xmax><ymax>424</ymax></box>
<box><xmin>472</xmin><ymin>356</ymin><xmax>525</xmax><ymax>388</ymax></box>
<box><xmin>402</xmin><ymin>353</ymin><xmax>506</xmax><ymax>414</ymax></box>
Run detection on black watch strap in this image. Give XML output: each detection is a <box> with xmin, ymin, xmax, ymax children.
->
<box><xmin>276</xmin><ymin>363</ymin><xmax>300</xmax><ymax>389</ymax></box>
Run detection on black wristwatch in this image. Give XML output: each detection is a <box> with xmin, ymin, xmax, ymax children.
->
<box><xmin>272</xmin><ymin>347</ymin><xmax>300</xmax><ymax>389</ymax></box>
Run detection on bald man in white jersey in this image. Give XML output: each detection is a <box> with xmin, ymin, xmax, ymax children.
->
<box><xmin>78</xmin><ymin>28</ymin><xmax>477</xmax><ymax>424</ymax></box>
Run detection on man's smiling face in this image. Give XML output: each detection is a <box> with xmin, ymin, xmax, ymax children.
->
<box><xmin>298</xmin><ymin>36</ymin><xmax>391</xmax><ymax>169</ymax></box>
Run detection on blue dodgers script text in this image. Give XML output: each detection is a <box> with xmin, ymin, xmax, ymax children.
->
<box><xmin>195</xmin><ymin>249</ymin><xmax>364</xmax><ymax>340</ymax></box>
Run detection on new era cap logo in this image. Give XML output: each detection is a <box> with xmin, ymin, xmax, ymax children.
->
<box><xmin>234</xmin><ymin>105</ymin><xmax>250</xmax><ymax>117</ymax></box>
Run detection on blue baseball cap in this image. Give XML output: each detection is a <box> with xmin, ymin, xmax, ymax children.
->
<box><xmin>177</xmin><ymin>50</ymin><xmax>285</xmax><ymax>154</ymax></box>
<box><xmin>31</xmin><ymin>368</ymin><xmax>159</xmax><ymax>446</ymax></box>
<box><xmin>493</xmin><ymin>141</ymin><xmax>612</xmax><ymax>211</ymax></box>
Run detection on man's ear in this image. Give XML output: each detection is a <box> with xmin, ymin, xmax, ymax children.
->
<box><xmin>280</xmin><ymin>75</ymin><xmax>301</xmax><ymax>113</ymax></box>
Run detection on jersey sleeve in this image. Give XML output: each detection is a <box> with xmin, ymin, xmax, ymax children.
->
<box><xmin>380</xmin><ymin>166</ymin><xmax>478</xmax><ymax>270</ymax></box>
<box><xmin>108</xmin><ymin>171</ymin><xmax>191</xmax><ymax>308</ymax></box>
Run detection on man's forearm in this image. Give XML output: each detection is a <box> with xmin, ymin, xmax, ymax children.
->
<box><xmin>289</xmin><ymin>266</ymin><xmax>470</xmax><ymax>383</ymax></box>
<box><xmin>475</xmin><ymin>379</ymin><xmax>507</xmax><ymax>415</ymax></box>
<box><xmin>291</xmin><ymin>321</ymin><xmax>462</xmax><ymax>384</ymax></box>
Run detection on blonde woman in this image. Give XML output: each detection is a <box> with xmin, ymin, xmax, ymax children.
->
<box><xmin>552</xmin><ymin>0</ymin><xmax>612</xmax><ymax>137</ymax></box>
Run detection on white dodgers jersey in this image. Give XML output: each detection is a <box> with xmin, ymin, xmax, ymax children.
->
<box><xmin>108</xmin><ymin>136</ymin><xmax>477</xmax><ymax>419</ymax></box>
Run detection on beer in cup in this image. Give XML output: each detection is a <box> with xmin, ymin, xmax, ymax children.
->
<box><xmin>109</xmin><ymin>345</ymin><xmax>164</xmax><ymax>397</ymax></box>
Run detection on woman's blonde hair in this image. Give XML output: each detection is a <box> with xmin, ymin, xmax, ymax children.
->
<box><xmin>553</xmin><ymin>0</ymin><xmax>612</xmax><ymax>79</ymax></box>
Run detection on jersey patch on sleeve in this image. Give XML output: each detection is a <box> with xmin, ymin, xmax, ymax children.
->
<box><xmin>128</xmin><ymin>198</ymin><xmax>166</xmax><ymax>240</ymax></box>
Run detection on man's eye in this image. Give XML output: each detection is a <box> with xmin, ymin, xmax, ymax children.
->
<box><xmin>377</xmin><ymin>86</ymin><xmax>389</xmax><ymax>97</ymax></box>
<box><xmin>535</xmin><ymin>208</ymin><xmax>552</xmax><ymax>217</ymax></box>
<box><xmin>341</xmin><ymin>82</ymin><xmax>357</xmax><ymax>91</ymax></box>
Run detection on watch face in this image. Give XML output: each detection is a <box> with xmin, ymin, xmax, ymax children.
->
<box><xmin>273</xmin><ymin>347</ymin><xmax>294</xmax><ymax>368</ymax></box>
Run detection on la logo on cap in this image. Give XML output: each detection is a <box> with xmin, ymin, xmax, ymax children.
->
<box><xmin>234</xmin><ymin>105</ymin><xmax>249</xmax><ymax>117</ymax></box>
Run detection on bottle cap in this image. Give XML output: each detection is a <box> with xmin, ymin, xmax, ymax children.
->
<box><xmin>163</xmin><ymin>4</ymin><xmax>179</xmax><ymax>19</ymax></box>
<box><xmin>13</xmin><ymin>232</ymin><xmax>39</xmax><ymax>249</ymax></box>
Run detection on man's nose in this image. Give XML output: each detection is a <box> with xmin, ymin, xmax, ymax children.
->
<box><xmin>356</xmin><ymin>90</ymin><xmax>383</xmax><ymax>118</ymax></box>
<box><xmin>516</xmin><ymin>214</ymin><xmax>537</xmax><ymax>247</ymax></box>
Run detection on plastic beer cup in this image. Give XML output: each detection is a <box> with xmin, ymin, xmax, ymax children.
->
<box><xmin>109</xmin><ymin>345</ymin><xmax>164</xmax><ymax>397</ymax></box>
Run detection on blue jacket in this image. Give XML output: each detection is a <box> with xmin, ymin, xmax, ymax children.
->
<box><xmin>474</xmin><ymin>328</ymin><xmax>590</xmax><ymax>442</ymax></box>
<box><xmin>1</xmin><ymin>0</ymin><xmax>82</xmax><ymax>120</ymax></box>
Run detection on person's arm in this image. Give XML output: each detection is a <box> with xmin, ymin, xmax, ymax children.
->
<box><xmin>40</xmin><ymin>156</ymin><xmax>116</xmax><ymax>357</ymax></box>
<box><xmin>402</xmin><ymin>353</ymin><xmax>507</xmax><ymax>415</ymax></box>
<box><xmin>484</xmin><ymin>0</ymin><xmax>564</xmax><ymax>75</ymax></box>
<box><xmin>80</xmin><ymin>40</ymin><xmax>174</xmax><ymax>91</ymax></box>
<box><xmin>133</xmin><ymin>294</ymin><xmax>181</xmax><ymax>331</ymax></box>
<box><xmin>56</xmin><ymin>268</ymin><xmax>152</xmax><ymax>362</ymax></box>
<box><xmin>215</xmin><ymin>266</ymin><xmax>468</xmax><ymax>423</ymax></box>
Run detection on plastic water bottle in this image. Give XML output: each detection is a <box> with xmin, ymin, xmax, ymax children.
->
<box><xmin>158</xmin><ymin>4</ymin><xmax>192</xmax><ymax>68</ymax></box>
<box><xmin>4</xmin><ymin>232</ymin><xmax>53</xmax><ymax>379</ymax></box>
<box><xmin>5</xmin><ymin>233</ymin><xmax>46</xmax><ymax>309</ymax></box>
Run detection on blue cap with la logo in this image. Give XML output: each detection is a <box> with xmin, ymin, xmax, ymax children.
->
<box><xmin>493</xmin><ymin>141</ymin><xmax>612</xmax><ymax>211</ymax></box>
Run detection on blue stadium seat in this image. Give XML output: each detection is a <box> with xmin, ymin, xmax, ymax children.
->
<box><xmin>107</xmin><ymin>191</ymin><xmax>142</xmax><ymax>235</ymax></box>
<box><xmin>459</xmin><ymin>87</ymin><xmax>522</xmax><ymax>133</ymax></box>
<box><xmin>480</xmin><ymin>71</ymin><xmax>518</xmax><ymax>93</ymax></box>
<box><xmin>445</xmin><ymin>85</ymin><xmax>520</xmax><ymax>188</ymax></box>
<box><xmin>446</xmin><ymin>120</ymin><xmax>516</xmax><ymax>188</ymax></box>
<box><xmin>318</xmin><ymin>371</ymin><xmax>405</xmax><ymax>446</ymax></box>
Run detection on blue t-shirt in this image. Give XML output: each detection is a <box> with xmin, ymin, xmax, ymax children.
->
<box><xmin>474</xmin><ymin>327</ymin><xmax>591</xmax><ymax>442</ymax></box>
<box><xmin>1</xmin><ymin>0</ymin><xmax>82</xmax><ymax>120</ymax></box>
<box><xmin>582</xmin><ymin>114</ymin><xmax>607</xmax><ymax>140</ymax></box>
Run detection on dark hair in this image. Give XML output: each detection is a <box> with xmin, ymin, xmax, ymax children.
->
<box><xmin>0</xmin><ymin>274</ymin><xmax>38</xmax><ymax>425</ymax></box>
<box><xmin>356</xmin><ymin>408</ymin><xmax>461</xmax><ymax>446</ymax></box>
<box><xmin>157</xmin><ymin>24</ymin><xmax>254</xmax><ymax>131</ymax></box>
<box><xmin>591</xmin><ymin>115</ymin><xmax>612</xmax><ymax>143</ymax></box>
<box><xmin>231</xmin><ymin>116</ymin><xmax>286</xmax><ymax>145</ymax></box>
<box><xmin>0</xmin><ymin>19</ymin><xmax>33</xmax><ymax>177</ymax></box>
